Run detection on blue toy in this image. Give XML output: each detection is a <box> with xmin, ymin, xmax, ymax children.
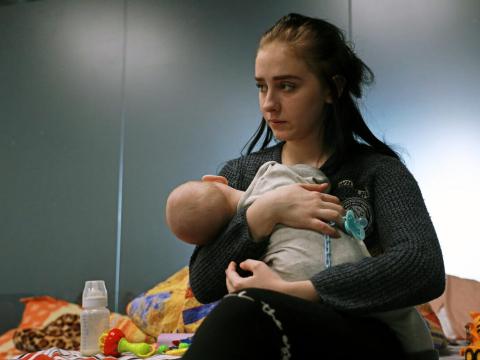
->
<box><xmin>324</xmin><ymin>210</ymin><xmax>367</xmax><ymax>268</ymax></box>
<box><xmin>343</xmin><ymin>209</ymin><xmax>368</xmax><ymax>241</ymax></box>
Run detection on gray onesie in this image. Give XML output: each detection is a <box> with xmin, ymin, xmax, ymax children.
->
<box><xmin>237</xmin><ymin>161</ymin><xmax>434</xmax><ymax>354</ymax></box>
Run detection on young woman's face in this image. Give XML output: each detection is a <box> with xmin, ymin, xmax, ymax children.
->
<box><xmin>255</xmin><ymin>41</ymin><xmax>331</xmax><ymax>143</ymax></box>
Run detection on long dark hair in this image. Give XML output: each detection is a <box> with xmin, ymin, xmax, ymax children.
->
<box><xmin>243</xmin><ymin>13</ymin><xmax>399</xmax><ymax>162</ymax></box>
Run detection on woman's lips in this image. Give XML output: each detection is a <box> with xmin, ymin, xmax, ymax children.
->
<box><xmin>269</xmin><ymin>119</ymin><xmax>287</xmax><ymax>125</ymax></box>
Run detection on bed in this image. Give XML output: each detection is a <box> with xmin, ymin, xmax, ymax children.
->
<box><xmin>1</xmin><ymin>270</ymin><xmax>477</xmax><ymax>360</ymax></box>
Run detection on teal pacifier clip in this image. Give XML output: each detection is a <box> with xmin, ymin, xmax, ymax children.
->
<box><xmin>344</xmin><ymin>210</ymin><xmax>368</xmax><ymax>241</ymax></box>
<box><xmin>324</xmin><ymin>210</ymin><xmax>367</xmax><ymax>268</ymax></box>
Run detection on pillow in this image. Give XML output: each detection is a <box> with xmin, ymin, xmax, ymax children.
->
<box><xmin>180</xmin><ymin>286</ymin><xmax>218</xmax><ymax>333</ymax></box>
<box><xmin>429</xmin><ymin>274</ymin><xmax>480</xmax><ymax>341</ymax></box>
<box><xmin>0</xmin><ymin>295</ymin><xmax>152</xmax><ymax>360</ymax></box>
<box><xmin>16</xmin><ymin>296</ymin><xmax>152</xmax><ymax>343</ymax></box>
<box><xmin>127</xmin><ymin>267</ymin><xmax>218</xmax><ymax>337</ymax></box>
<box><xmin>415</xmin><ymin>302</ymin><xmax>448</xmax><ymax>352</ymax></box>
<box><xmin>13</xmin><ymin>314</ymin><xmax>80</xmax><ymax>352</ymax></box>
<box><xmin>0</xmin><ymin>296</ymin><xmax>79</xmax><ymax>360</ymax></box>
<box><xmin>11</xmin><ymin>297</ymin><xmax>82</xmax><ymax>353</ymax></box>
<box><xmin>0</xmin><ymin>329</ymin><xmax>20</xmax><ymax>360</ymax></box>
<box><xmin>17</xmin><ymin>296</ymin><xmax>81</xmax><ymax>330</ymax></box>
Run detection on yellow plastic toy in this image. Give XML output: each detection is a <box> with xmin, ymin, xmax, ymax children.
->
<box><xmin>460</xmin><ymin>312</ymin><xmax>480</xmax><ymax>360</ymax></box>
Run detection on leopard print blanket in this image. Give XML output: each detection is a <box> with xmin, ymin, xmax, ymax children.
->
<box><xmin>13</xmin><ymin>314</ymin><xmax>80</xmax><ymax>352</ymax></box>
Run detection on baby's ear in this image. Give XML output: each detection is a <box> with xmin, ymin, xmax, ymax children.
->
<box><xmin>201</xmin><ymin>175</ymin><xmax>228</xmax><ymax>185</ymax></box>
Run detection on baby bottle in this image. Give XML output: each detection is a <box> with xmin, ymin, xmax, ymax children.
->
<box><xmin>80</xmin><ymin>280</ymin><xmax>110</xmax><ymax>355</ymax></box>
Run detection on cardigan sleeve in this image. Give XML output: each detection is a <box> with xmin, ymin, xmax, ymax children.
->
<box><xmin>310</xmin><ymin>157</ymin><xmax>445</xmax><ymax>314</ymax></box>
<box><xmin>189</xmin><ymin>159</ymin><xmax>269</xmax><ymax>304</ymax></box>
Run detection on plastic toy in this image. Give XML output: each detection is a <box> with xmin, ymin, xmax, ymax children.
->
<box><xmin>157</xmin><ymin>337</ymin><xmax>192</xmax><ymax>356</ymax></box>
<box><xmin>460</xmin><ymin>312</ymin><xmax>480</xmax><ymax>360</ymax></box>
<box><xmin>98</xmin><ymin>328</ymin><xmax>192</xmax><ymax>357</ymax></box>
<box><xmin>99</xmin><ymin>328</ymin><xmax>156</xmax><ymax>358</ymax></box>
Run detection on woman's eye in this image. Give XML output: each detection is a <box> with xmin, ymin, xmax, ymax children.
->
<box><xmin>281</xmin><ymin>83</ymin><xmax>295</xmax><ymax>91</ymax></box>
<box><xmin>256</xmin><ymin>83</ymin><xmax>267</xmax><ymax>92</ymax></box>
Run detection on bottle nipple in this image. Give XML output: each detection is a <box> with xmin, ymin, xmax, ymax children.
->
<box><xmin>82</xmin><ymin>280</ymin><xmax>108</xmax><ymax>308</ymax></box>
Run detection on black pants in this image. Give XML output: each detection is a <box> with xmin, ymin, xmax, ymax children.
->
<box><xmin>182</xmin><ymin>288</ymin><xmax>406</xmax><ymax>360</ymax></box>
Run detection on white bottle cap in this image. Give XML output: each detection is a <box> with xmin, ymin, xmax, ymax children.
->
<box><xmin>82</xmin><ymin>280</ymin><xmax>108</xmax><ymax>308</ymax></box>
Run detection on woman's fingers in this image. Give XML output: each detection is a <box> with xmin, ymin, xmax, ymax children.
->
<box><xmin>225</xmin><ymin>262</ymin><xmax>239</xmax><ymax>292</ymax></box>
<box><xmin>313</xmin><ymin>197</ymin><xmax>345</xmax><ymax>215</ymax></box>
<box><xmin>298</xmin><ymin>182</ymin><xmax>329</xmax><ymax>192</ymax></box>
<box><xmin>299</xmin><ymin>184</ymin><xmax>343</xmax><ymax>209</ymax></box>
<box><xmin>310</xmin><ymin>218</ymin><xmax>340</xmax><ymax>238</ymax></box>
<box><xmin>298</xmin><ymin>183</ymin><xmax>343</xmax><ymax>207</ymax></box>
<box><xmin>239</xmin><ymin>259</ymin><xmax>263</xmax><ymax>272</ymax></box>
<box><xmin>316</xmin><ymin>207</ymin><xmax>345</xmax><ymax>224</ymax></box>
<box><xmin>317</xmin><ymin>193</ymin><xmax>343</xmax><ymax>207</ymax></box>
<box><xmin>226</xmin><ymin>261</ymin><xmax>239</xmax><ymax>279</ymax></box>
<box><xmin>312</xmin><ymin>207</ymin><xmax>345</xmax><ymax>236</ymax></box>
<box><xmin>226</xmin><ymin>259</ymin><xmax>284</xmax><ymax>293</ymax></box>
<box><xmin>268</xmin><ymin>182</ymin><xmax>346</xmax><ymax>235</ymax></box>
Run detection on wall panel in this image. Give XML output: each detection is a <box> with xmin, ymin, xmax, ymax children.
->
<box><xmin>352</xmin><ymin>0</ymin><xmax>480</xmax><ymax>280</ymax></box>
<box><xmin>0</xmin><ymin>0</ymin><xmax>124</xmax><ymax>328</ymax></box>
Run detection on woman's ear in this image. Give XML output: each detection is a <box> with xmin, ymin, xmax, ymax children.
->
<box><xmin>332</xmin><ymin>75</ymin><xmax>346</xmax><ymax>99</ymax></box>
<box><xmin>326</xmin><ymin>75</ymin><xmax>346</xmax><ymax>103</ymax></box>
<box><xmin>201</xmin><ymin>175</ymin><xmax>228</xmax><ymax>185</ymax></box>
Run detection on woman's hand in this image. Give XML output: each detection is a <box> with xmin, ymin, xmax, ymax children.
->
<box><xmin>246</xmin><ymin>182</ymin><xmax>345</xmax><ymax>240</ymax></box>
<box><xmin>225</xmin><ymin>260</ymin><xmax>320</xmax><ymax>301</ymax></box>
<box><xmin>225</xmin><ymin>260</ymin><xmax>284</xmax><ymax>293</ymax></box>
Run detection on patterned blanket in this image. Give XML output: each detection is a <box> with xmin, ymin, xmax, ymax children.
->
<box><xmin>10</xmin><ymin>348</ymin><xmax>181</xmax><ymax>360</ymax></box>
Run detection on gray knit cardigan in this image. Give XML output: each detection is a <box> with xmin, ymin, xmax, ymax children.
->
<box><xmin>189</xmin><ymin>142</ymin><xmax>445</xmax><ymax>314</ymax></box>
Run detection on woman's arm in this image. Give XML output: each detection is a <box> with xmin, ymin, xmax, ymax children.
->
<box><xmin>309</xmin><ymin>156</ymin><xmax>446</xmax><ymax>314</ymax></box>
<box><xmin>225</xmin><ymin>259</ymin><xmax>320</xmax><ymax>302</ymax></box>
<box><xmin>189</xmin><ymin>160</ymin><xmax>269</xmax><ymax>303</ymax></box>
<box><xmin>246</xmin><ymin>182</ymin><xmax>343</xmax><ymax>240</ymax></box>
<box><xmin>189</xmin><ymin>157</ymin><xmax>345</xmax><ymax>303</ymax></box>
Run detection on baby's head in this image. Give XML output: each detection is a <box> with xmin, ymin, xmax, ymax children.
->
<box><xmin>166</xmin><ymin>180</ymin><xmax>236</xmax><ymax>245</ymax></box>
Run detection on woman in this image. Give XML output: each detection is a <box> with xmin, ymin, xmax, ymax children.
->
<box><xmin>184</xmin><ymin>13</ymin><xmax>445</xmax><ymax>360</ymax></box>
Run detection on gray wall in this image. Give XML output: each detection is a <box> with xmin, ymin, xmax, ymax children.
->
<box><xmin>1</xmin><ymin>0</ymin><xmax>479</xmax><ymax>332</ymax></box>
<box><xmin>352</xmin><ymin>0</ymin><xmax>480</xmax><ymax>282</ymax></box>
<box><xmin>1</xmin><ymin>0</ymin><xmax>124</xmax><ymax>330</ymax></box>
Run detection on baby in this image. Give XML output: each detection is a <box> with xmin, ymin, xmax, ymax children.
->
<box><xmin>165</xmin><ymin>161</ymin><xmax>435</xmax><ymax>355</ymax></box>
<box><xmin>165</xmin><ymin>176</ymin><xmax>240</xmax><ymax>246</ymax></box>
<box><xmin>167</xmin><ymin>161</ymin><xmax>370</xmax><ymax>280</ymax></box>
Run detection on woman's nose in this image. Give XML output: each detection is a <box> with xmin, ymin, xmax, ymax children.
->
<box><xmin>261</xmin><ymin>90</ymin><xmax>280</xmax><ymax>114</ymax></box>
